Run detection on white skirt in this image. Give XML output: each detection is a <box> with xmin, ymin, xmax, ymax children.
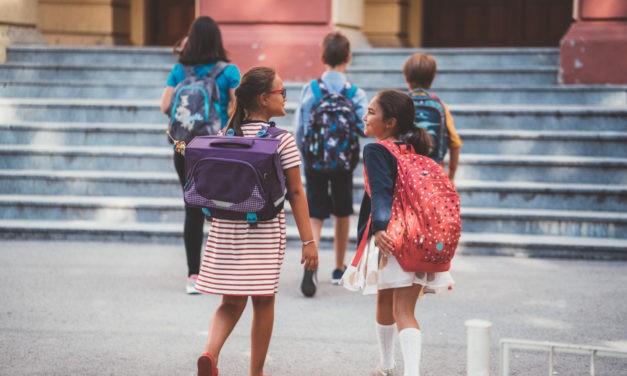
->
<box><xmin>341</xmin><ymin>237</ymin><xmax>454</xmax><ymax>295</ymax></box>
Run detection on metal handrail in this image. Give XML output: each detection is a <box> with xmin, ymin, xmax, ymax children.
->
<box><xmin>500</xmin><ymin>338</ymin><xmax>627</xmax><ymax>376</ymax></box>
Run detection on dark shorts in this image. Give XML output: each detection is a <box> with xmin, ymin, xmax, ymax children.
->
<box><xmin>304</xmin><ymin>170</ymin><xmax>354</xmax><ymax>219</ymax></box>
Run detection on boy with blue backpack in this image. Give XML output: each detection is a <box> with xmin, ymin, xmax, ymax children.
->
<box><xmin>294</xmin><ymin>31</ymin><xmax>368</xmax><ymax>297</ymax></box>
<box><xmin>402</xmin><ymin>53</ymin><xmax>462</xmax><ymax>180</ymax></box>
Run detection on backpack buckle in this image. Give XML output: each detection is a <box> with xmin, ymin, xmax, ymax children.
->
<box><xmin>256</xmin><ymin>127</ymin><xmax>268</xmax><ymax>137</ymax></box>
<box><xmin>246</xmin><ymin>213</ymin><xmax>258</xmax><ymax>227</ymax></box>
<box><xmin>202</xmin><ymin>208</ymin><xmax>212</xmax><ymax>220</ymax></box>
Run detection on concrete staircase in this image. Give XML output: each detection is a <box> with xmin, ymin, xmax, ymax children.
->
<box><xmin>1</xmin><ymin>45</ymin><xmax>626</xmax><ymax>258</ymax></box>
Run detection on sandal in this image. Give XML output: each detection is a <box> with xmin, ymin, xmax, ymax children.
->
<box><xmin>197</xmin><ymin>352</ymin><xmax>218</xmax><ymax>376</ymax></box>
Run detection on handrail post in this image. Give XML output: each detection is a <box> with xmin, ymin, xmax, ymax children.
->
<box><xmin>500</xmin><ymin>340</ymin><xmax>510</xmax><ymax>376</ymax></box>
<box><xmin>466</xmin><ymin>319</ymin><xmax>492</xmax><ymax>376</ymax></box>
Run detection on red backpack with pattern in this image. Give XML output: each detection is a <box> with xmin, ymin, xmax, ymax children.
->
<box><xmin>359</xmin><ymin>140</ymin><xmax>461</xmax><ymax>273</ymax></box>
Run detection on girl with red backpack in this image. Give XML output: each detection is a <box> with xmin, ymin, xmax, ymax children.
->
<box><xmin>341</xmin><ymin>90</ymin><xmax>458</xmax><ymax>375</ymax></box>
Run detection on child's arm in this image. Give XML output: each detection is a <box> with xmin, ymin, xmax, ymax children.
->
<box><xmin>160</xmin><ymin>86</ymin><xmax>174</xmax><ymax>114</ymax></box>
<box><xmin>284</xmin><ymin>166</ymin><xmax>318</xmax><ymax>270</ymax></box>
<box><xmin>353</xmin><ymin>88</ymin><xmax>369</xmax><ymax>135</ymax></box>
<box><xmin>448</xmin><ymin>147</ymin><xmax>460</xmax><ymax>181</ymax></box>
<box><xmin>444</xmin><ymin>105</ymin><xmax>462</xmax><ymax>181</ymax></box>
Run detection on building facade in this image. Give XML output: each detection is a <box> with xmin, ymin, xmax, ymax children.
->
<box><xmin>0</xmin><ymin>0</ymin><xmax>625</xmax><ymax>83</ymax></box>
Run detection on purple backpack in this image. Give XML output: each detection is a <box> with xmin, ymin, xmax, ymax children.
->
<box><xmin>183</xmin><ymin>125</ymin><xmax>287</xmax><ymax>226</ymax></box>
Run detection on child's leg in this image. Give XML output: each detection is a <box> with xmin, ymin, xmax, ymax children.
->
<box><xmin>392</xmin><ymin>285</ymin><xmax>423</xmax><ymax>376</ymax></box>
<box><xmin>310</xmin><ymin>218</ymin><xmax>324</xmax><ymax>246</ymax></box>
<box><xmin>250</xmin><ymin>295</ymin><xmax>275</xmax><ymax>376</ymax></box>
<box><xmin>376</xmin><ymin>289</ymin><xmax>396</xmax><ymax>370</ymax></box>
<box><xmin>206</xmin><ymin>295</ymin><xmax>248</xmax><ymax>360</ymax></box>
<box><xmin>333</xmin><ymin>216</ymin><xmax>350</xmax><ymax>270</ymax></box>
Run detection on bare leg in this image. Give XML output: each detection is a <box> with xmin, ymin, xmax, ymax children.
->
<box><xmin>206</xmin><ymin>295</ymin><xmax>248</xmax><ymax>361</ymax></box>
<box><xmin>392</xmin><ymin>284</ymin><xmax>423</xmax><ymax>330</ymax></box>
<box><xmin>250</xmin><ymin>295</ymin><xmax>275</xmax><ymax>376</ymax></box>
<box><xmin>376</xmin><ymin>288</ymin><xmax>395</xmax><ymax>325</ymax></box>
<box><xmin>310</xmin><ymin>218</ymin><xmax>323</xmax><ymax>248</ymax></box>
<box><xmin>333</xmin><ymin>216</ymin><xmax>350</xmax><ymax>270</ymax></box>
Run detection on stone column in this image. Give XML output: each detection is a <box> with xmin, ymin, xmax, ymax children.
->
<box><xmin>560</xmin><ymin>0</ymin><xmax>627</xmax><ymax>84</ymax></box>
<box><xmin>198</xmin><ymin>0</ymin><xmax>333</xmax><ymax>81</ymax></box>
<box><xmin>38</xmin><ymin>0</ymin><xmax>131</xmax><ymax>45</ymax></box>
<box><xmin>363</xmin><ymin>0</ymin><xmax>410</xmax><ymax>47</ymax></box>
<box><xmin>332</xmin><ymin>0</ymin><xmax>371</xmax><ymax>49</ymax></box>
<box><xmin>0</xmin><ymin>0</ymin><xmax>45</xmax><ymax>55</ymax></box>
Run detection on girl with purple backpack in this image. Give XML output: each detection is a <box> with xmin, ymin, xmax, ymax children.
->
<box><xmin>195</xmin><ymin>66</ymin><xmax>319</xmax><ymax>376</ymax></box>
<box><xmin>342</xmin><ymin>90</ymin><xmax>455</xmax><ymax>375</ymax></box>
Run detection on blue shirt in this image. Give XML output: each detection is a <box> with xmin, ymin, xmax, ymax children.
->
<box><xmin>293</xmin><ymin>70</ymin><xmax>368</xmax><ymax>149</ymax></box>
<box><xmin>166</xmin><ymin>62</ymin><xmax>241</xmax><ymax>126</ymax></box>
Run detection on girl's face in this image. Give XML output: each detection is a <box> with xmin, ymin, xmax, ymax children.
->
<box><xmin>264</xmin><ymin>75</ymin><xmax>287</xmax><ymax>118</ymax></box>
<box><xmin>363</xmin><ymin>96</ymin><xmax>393</xmax><ymax>140</ymax></box>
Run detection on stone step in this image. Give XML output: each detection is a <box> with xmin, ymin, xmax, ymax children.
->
<box><xmin>0</xmin><ymin>62</ymin><xmax>171</xmax><ymax>82</ymax></box>
<box><xmin>351</xmin><ymin>47</ymin><xmax>560</xmax><ymax>68</ymax></box>
<box><xmin>2</xmin><ymin>99</ymin><xmax>626</xmax><ymax>132</ymax></box>
<box><xmin>3</xmin><ymin>80</ymin><xmax>626</xmax><ymax>106</ymax></box>
<box><xmin>1</xmin><ymin>218</ymin><xmax>625</xmax><ymax>259</ymax></box>
<box><xmin>6</xmin><ymin>45</ymin><xmax>558</xmax><ymax>69</ymax></box>
<box><xmin>6</xmin><ymin>45</ymin><xmax>176</xmax><ymax>65</ymax></box>
<box><xmin>347</xmin><ymin>66</ymin><xmax>558</xmax><ymax>87</ymax></box>
<box><xmin>452</xmin><ymin>105</ymin><xmax>627</xmax><ymax>131</ymax></box>
<box><xmin>1</xmin><ymin>121</ymin><xmax>625</xmax><ymax>159</ymax></box>
<box><xmin>0</xmin><ymin>62</ymin><xmax>558</xmax><ymax>87</ymax></box>
<box><xmin>0</xmin><ymin>98</ymin><xmax>294</xmax><ymax>125</ymax></box>
<box><xmin>1</xmin><ymin>145</ymin><xmax>624</xmax><ymax>184</ymax></box>
<box><xmin>458</xmin><ymin>130</ymin><xmax>627</xmax><ymax>157</ymax></box>
<box><xmin>0</xmin><ymin>121</ymin><xmax>167</xmax><ymax>146</ymax></box>
<box><xmin>5</xmin><ymin>195</ymin><xmax>625</xmax><ymax>239</ymax></box>
<box><xmin>0</xmin><ymin>170</ymin><xmax>623</xmax><ymax>211</ymax></box>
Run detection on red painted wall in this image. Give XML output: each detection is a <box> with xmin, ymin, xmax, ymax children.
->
<box><xmin>198</xmin><ymin>0</ymin><xmax>333</xmax><ymax>82</ymax></box>
<box><xmin>560</xmin><ymin>0</ymin><xmax>627</xmax><ymax>84</ymax></box>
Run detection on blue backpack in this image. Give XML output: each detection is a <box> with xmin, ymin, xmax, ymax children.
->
<box><xmin>168</xmin><ymin>62</ymin><xmax>227</xmax><ymax>143</ymax></box>
<box><xmin>409</xmin><ymin>89</ymin><xmax>448</xmax><ymax>163</ymax></box>
<box><xmin>302</xmin><ymin>79</ymin><xmax>361</xmax><ymax>172</ymax></box>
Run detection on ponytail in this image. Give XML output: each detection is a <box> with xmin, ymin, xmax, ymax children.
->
<box><xmin>405</xmin><ymin>127</ymin><xmax>432</xmax><ymax>156</ymax></box>
<box><xmin>225</xmin><ymin>98</ymin><xmax>245</xmax><ymax>136</ymax></box>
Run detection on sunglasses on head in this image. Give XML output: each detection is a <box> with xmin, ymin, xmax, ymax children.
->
<box><xmin>268</xmin><ymin>88</ymin><xmax>287</xmax><ymax>98</ymax></box>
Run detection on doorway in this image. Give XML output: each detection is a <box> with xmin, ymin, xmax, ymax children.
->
<box><xmin>147</xmin><ymin>0</ymin><xmax>195</xmax><ymax>46</ymax></box>
<box><xmin>422</xmin><ymin>0</ymin><xmax>573</xmax><ymax>47</ymax></box>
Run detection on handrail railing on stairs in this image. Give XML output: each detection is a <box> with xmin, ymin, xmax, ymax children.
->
<box><xmin>499</xmin><ymin>338</ymin><xmax>627</xmax><ymax>376</ymax></box>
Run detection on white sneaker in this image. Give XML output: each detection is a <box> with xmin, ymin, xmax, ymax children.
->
<box><xmin>186</xmin><ymin>274</ymin><xmax>201</xmax><ymax>295</ymax></box>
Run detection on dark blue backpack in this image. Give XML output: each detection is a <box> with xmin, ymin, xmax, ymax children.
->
<box><xmin>302</xmin><ymin>79</ymin><xmax>361</xmax><ymax>172</ymax></box>
<box><xmin>409</xmin><ymin>89</ymin><xmax>448</xmax><ymax>163</ymax></box>
<box><xmin>168</xmin><ymin>62</ymin><xmax>227</xmax><ymax>143</ymax></box>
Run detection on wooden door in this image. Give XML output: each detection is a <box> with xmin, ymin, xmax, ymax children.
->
<box><xmin>423</xmin><ymin>0</ymin><xmax>573</xmax><ymax>47</ymax></box>
<box><xmin>148</xmin><ymin>0</ymin><xmax>196</xmax><ymax>46</ymax></box>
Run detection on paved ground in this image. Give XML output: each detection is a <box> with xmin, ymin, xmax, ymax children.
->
<box><xmin>1</xmin><ymin>240</ymin><xmax>626</xmax><ymax>376</ymax></box>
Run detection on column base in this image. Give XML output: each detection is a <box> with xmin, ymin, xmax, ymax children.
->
<box><xmin>560</xmin><ymin>21</ymin><xmax>627</xmax><ymax>84</ymax></box>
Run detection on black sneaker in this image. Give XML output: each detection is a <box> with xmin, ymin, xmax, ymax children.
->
<box><xmin>301</xmin><ymin>268</ymin><xmax>317</xmax><ymax>297</ymax></box>
<box><xmin>331</xmin><ymin>265</ymin><xmax>347</xmax><ymax>285</ymax></box>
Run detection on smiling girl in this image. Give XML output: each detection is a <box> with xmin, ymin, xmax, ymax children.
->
<box><xmin>344</xmin><ymin>90</ymin><xmax>455</xmax><ymax>375</ymax></box>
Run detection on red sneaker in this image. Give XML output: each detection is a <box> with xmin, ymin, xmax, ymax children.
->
<box><xmin>197</xmin><ymin>352</ymin><xmax>218</xmax><ymax>376</ymax></box>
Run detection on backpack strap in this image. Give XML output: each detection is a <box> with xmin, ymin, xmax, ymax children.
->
<box><xmin>182</xmin><ymin>65</ymin><xmax>195</xmax><ymax>77</ymax></box>
<box><xmin>377</xmin><ymin>140</ymin><xmax>412</xmax><ymax>158</ymax></box>
<box><xmin>207</xmin><ymin>61</ymin><xmax>228</xmax><ymax>79</ymax></box>
<box><xmin>343</xmin><ymin>82</ymin><xmax>358</xmax><ymax>99</ymax></box>
<box><xmin>310</xmin><ymin>79</ymin><xmax>326</xmax><ymax>99</ymax></box>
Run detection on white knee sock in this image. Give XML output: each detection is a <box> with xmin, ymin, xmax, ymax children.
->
<box><xmin>399</xmin><ymin>328</ymin><xmax>422</xmax><ymax>376</ymax></box>
<box><xmin>376</xmin><ymin>323</ymin><xmax>396</xmax><ymax>370</ymax></box>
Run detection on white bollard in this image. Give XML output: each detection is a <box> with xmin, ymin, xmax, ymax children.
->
<box><xmin>466</xmin><ymin>319</ymin><xmax>492</xmax><ymax>376</ymax></box>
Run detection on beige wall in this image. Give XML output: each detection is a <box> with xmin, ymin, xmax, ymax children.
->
<box><xmin>0</xmin><ymin>0</ymin><xmax>45</xmax><ymax>49</ymax></box>
<box><xmin>362</xmin><ymin>0</ymin><xmax>423</xmax><ymax>47</ymax></box>
<box><xmin>38</xmin><ymin>0</ymin><xmax>131</xmax><ymax>45</ymax></box>
<box><xmin>332</xmin><ymin>0</ymin><xmax>371</xmax><ymax>48</ymax></box>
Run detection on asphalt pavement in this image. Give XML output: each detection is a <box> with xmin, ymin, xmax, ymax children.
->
<box><xmin>1</xmin><ymin>240</ymin><xmax>626</xmax><ymax>376</ymax></box>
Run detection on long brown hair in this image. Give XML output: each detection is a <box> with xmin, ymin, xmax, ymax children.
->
<box><xmin>225</xmin><ymin>67</ymin><xmax>276</xmax><ymax>136</ymax></box>
<box><xmin>178</xmin><ymin>16</ymin><xmax>229</xmax><ymax>65</ymax></box>
<box><xmin>375</xmin><ymin>90</ymin><xmax>432</xmax><ymax>156</ymax></box>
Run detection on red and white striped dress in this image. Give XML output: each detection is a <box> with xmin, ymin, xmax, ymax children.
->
<box><xmin>195</xmin><ymin>122</ymin><xmax>301</xmax><ymax>296</ymax></box>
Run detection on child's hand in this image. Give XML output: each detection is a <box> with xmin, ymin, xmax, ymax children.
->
<box><xmin>374</xmin><ymin>230</ymin><xmax>394</xmax><ymax>256</ymax></box>
<box><xmin>301</xmin><ymin>242</ymin><xmax>318</xmax><ymax>271</ymax></box>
